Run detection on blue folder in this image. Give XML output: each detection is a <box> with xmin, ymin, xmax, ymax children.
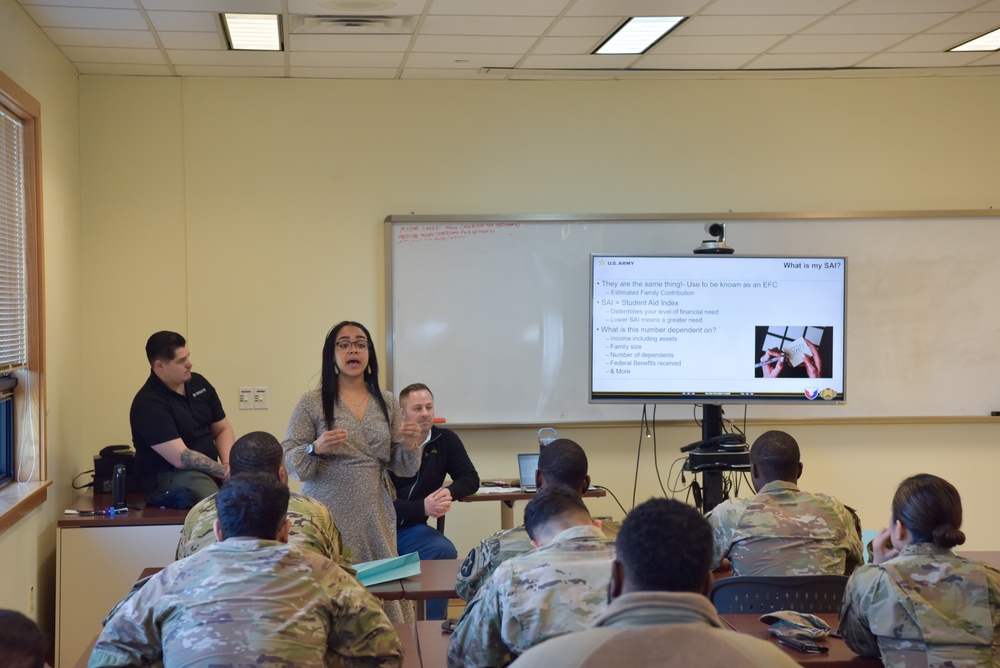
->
<box><xmin>354</xmin><ymin>551</ymin><xmax>421</xmax><ymax>587</ymax></box>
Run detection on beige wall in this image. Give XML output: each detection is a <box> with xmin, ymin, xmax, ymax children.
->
<box><xmin>75</xmin><ymin>74</ymin><xmax>1000</xmax><ymax>557</ymax></box>
<box><xmin>0</xmin><ymin>0</ymin><xmax>81</xmax><ymax>632</ymax></box>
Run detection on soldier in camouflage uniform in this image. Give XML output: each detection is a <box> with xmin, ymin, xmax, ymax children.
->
<box><xmin>447</xmin><ymin>485</ymin><xmax>615</xmax><ymax>668</ymax></box>
<box><xmin>707</xmin><ymin>430</ymin><xmax>863</xmax><ymax>576</ymax></box>
<box><xmin>840</xmin><ymin>473</ymin><xmax>1000</xmax><ymax>667</ymax></box>
<box><xmin>90</xmin><ymin>474</ymin><xmax>402</xmax><ymax>668</ymax></box>
<box><xmin>175</xmin><ymin>430</ymin><xmax>350</xmax><ymax>569</ymax></box>
<box><xmin>456</xmin><ymin>438</ymin><xmax>610</xmax><ymax>600</ymax></box>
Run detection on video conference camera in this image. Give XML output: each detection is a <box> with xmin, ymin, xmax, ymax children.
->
<box><xmin>693</xmin><ymin>221</ymin><xmax>735</xmax><ymax>255</ymax></box>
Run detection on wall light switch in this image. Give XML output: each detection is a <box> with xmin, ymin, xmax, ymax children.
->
<box><xmin>239</xmin><ymin>387</ymin><xmax>253</xmax><ymax>410</ymax></box>
<box><xmin>253</xmin><ymin>386</ymin><xmax>268</xmax><ymax>410</ymax></box>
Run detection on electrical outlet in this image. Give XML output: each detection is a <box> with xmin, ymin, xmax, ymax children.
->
<box><xmin>239</xmin><ymin>387</ymin><xmax>253</xmax><ymax>410</ymax></box>
<box><xmin>253</xmin><ymin>386</ymin><xmax>268</xmax><ymax>410</ymax></box>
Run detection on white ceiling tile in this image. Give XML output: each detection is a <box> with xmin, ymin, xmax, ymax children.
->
<box><xmin>60</xmin><ymin>45</ymin><xmax>165</xmax><ymax>63</ymax></box>
<box><xmin>289</xmin><ymin>34</ymin><xmax>412</xmax><ymax>52</ymax></box>
<box><xmin>548</xmin><ymin>16</ymin><xmax>620</xmax><ymax>37</ymax></box>
<box><xmin>888</xmin><ymin>33</ymin><xmax>975</xmax><ymax>52</ymax></box>
<box><xmin>44</xmin><ymin>27</ymin><xmax>157</xmax><ymax>47</ymax></box>
<box><xmin>840</xmin><ymin>0</ymin><xmax>980</xmax><ymax>14</ymax></box>
<box><xmin>927</xmin><ymin>12</ymin><xmax>1000</xmax><ymax>33</ymax></box>
<box><xmin>167</xmin><ymin>49</ymin><xmax>284</xmax><ymax>66</ymax></box>
<box><xmin>636</xmin><ymin>53</ymin><xmax>755</xmax><ymax>69</ymax></box>
<box><xmin>18</xmin><ymin>0</ymin><xmax>133</xmax><ymax>7</ymax></box>
<box><xmin>771</xmin><ymin>34</ymin><xmax>906</xmax><ymax>53</ymax></box>
<box><xmin>290</xmin><ymin>66</ymin><xmax>396</xmax><ymax>78</ymax></box>
<box><xmin>420</xmin><ymin>15</ymin><xmax>552</xmax><ymax>36</ymax></box>
<box><xmin>703</xmin><ymin>0</ymin><xmax>848</xmax><ymax>15</ymax></box>
<box><xmin>648</xmin><ymin>34</ymin><xmax>785</xmax><ymax>54</ymax></box>
<box><xmin>429</xmin><ymin>0</ymin><xmax>570</xmax><ymax>17</ymax></box>
<box><xmin>147</xmin><ymin>11</ymin><xmax>220</xmax><ymax>32</ymax></box>
<box><xmin>804</xmin><ymin>14</ymin><xmax>954</xmax><ymax>35</ymax></box>
<box><xmin>403</xmin><ymin>52</ymin><xmax>519</xmax><ymax>68</ymax></box>
<box><xmin>746</xmin><ymin>53</ymin><xmax>864</xmax><ymax>68</ymax></box>
<box><xmin>969</xmin><ymin>51</ymin><xmax>1000</xmax><ymax>65</ymax></box>
<box><xmin>400</xmin><ymin>68</ymin><xmax>487</xmax><ymax>79</ymax></box>
<box><xmin>859</xmin><ymin>51</ymin><xmax>987</xmax><ymax>67</ymax></box>
<box><xmin>158</xmin><ymin>31</ymin><xmax>227</xmax><ymax>50</ymax></box>
<box><xmin>174</xmin><ymin>65</ymin><xmax>286</xmax><ymax>76</ymax></box>
<box><xmin>676</xmin><ymin>15</ymin><xmax>819</xmax><ymax>36</ymax></box>
<box><xmin>567</xmin><ymin>0</ymin><xmax>710</xmax><ymax>17</ymax></box>
<box><xmin>21</xmin><ymin>5</ymin><xmax>147</xmax><ymax>29</ymax></box>
<box><xmin>288</xmin><ymin>0</ymin><xmax>429</xmax><ymax>13</ymax></box>
<box><xmin>533</xmin><ymin>36</ymin><xmax>603</xmax><ymax>54</ymax></box>
<box><xmin>412</xmin><ymin>35</ymin><xmax>537</xmax><ymax>53</ymax></box>
<box><xmin>143</xmin><ymin>0</ymin><xmax>280</xmax><ymax>11</ymax></box>
<box><xmin>520</xmin><ymin>53</ymin><xmax>637</xmax><ymax>69</ymax></box>
<box><xmin>974</xmin><ymin>0</ymin><xmax>1000</xmax><ymax>10</ymax></box>
<box><xmin>76</xmin><ymin>63</ymin><xmax>173</xmax><ymax>75</ymax></box>
<box><xmin>290</xmin><ymin>50</ymin><xmax>403</xmax><ymax>67</ymax></box>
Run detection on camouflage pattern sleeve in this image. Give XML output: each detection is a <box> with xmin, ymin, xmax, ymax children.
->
<box><xmin>175</xmin><ymin>495</ymin><xmax>217</xmax><ymax>560</ymax></box>
<box><xmin>839</xmin><ymin>503</ymin><xmax>865</xmax><ymax>576</ymax></box>
<box><xmin>455</xmin><ymin>526</ymin><xmax>533</xmax><ymax>601</ymax></box>
<box><xmin>706</xmin><ymin>499</ymin><xmax>743</xmax><ymax>570</ymax></box>
<box><xmin>447</xmin><ymin>570</ymin><xmax>511</xmax><ymax>668</ymax></box>
<box><xmin>89</xmin><ymin>568</ymin><xmax>174</xmax><ymax>667</ymax></box>
<box><xmin>322</xmin><ymin>561</ymin><xmax>404</xmax><ymax>668</ymax></box>
<box><xmin>839</xmin><ymin>564</ymin><xmax>883</xmax><ymax>659</ymax></box>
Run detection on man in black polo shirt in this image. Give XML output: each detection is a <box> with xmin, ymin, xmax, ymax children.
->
<box><xmin>130</xmin><ymin>331</ymin><xmax>234</xmax><ymax>508</ymax></box>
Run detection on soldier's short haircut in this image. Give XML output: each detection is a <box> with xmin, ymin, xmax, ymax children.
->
<box><xmin>892</xmin><ymin>473</ymin><xmax>966</xmax><ymax>549</ymax></box>
<box><xmin>537</xmin><ymin>439</ymin><xmax>588</xmax><ymax>488</ymax></box>
<box><xmin>616</xmin><ymin>497</ymin><xmax>713</xmax><ymax>593</ymax></box>
<box><xmin>229</xmin><ymin>431</ymin><xmax>283</xmax><ymax>478</ymax></box>
<box><xmin>749</xmin><ymin>430</ymin><xmax>800</xmax><ymax>480</ymax></box>
<box><xmin>524</xmin><ymin>485</ymin><xmax>591</xmax><ymax>541</ymax></box>
<box><xmin>216</xmin><ymin>473</ymin><xmax>290</xmax><ymax>541</ymax></box>
<box><xmin>0</xmin><ymin>609</ymin><xmax>45</xmax><ymax>668</ymax></box>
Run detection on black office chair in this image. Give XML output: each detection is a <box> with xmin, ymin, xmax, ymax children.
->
<box><xmin>709</xmin><ymin>575</ymin><xmax>849</xmax><ymax>614</ymax></box>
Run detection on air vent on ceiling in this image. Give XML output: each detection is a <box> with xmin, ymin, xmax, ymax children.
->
<box><xmin>289</xmin><ymin>15</ymin><xmax>414</xmax><ymax>34</ymax></box>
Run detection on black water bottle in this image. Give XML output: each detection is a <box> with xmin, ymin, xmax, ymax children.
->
<box><xmin>112</xmin><ymin>463</ymin><xmax>127</xmax><ymax>510</ymax></box>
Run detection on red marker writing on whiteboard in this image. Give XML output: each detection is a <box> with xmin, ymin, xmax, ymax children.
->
<box><xmin>434</xmin><ymin>417</ymin><xmax>446</xmax><ymax>423</ymax></box>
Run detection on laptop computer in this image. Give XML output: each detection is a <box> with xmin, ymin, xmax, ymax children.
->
<box><xmin>517</xmin><ymin>453</ymin><xmax>540</xmax><ymax>492</ymax></box>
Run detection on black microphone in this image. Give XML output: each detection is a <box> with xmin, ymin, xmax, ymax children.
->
<box><xmin>679</xmin><ymin>439</ymin><xmax>704</xmax><ymax>453</ymax></box>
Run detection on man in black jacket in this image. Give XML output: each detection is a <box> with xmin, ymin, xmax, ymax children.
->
<box><xmin>392</xmin><ymin>383</ymin><xmax>480</xmax><ymax>619</ymax></box>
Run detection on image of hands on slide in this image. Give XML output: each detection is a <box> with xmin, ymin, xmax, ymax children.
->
<box><xmin>755</xmin><ymin>326</ymin><xmax>832</xmax><ymax>379</ymax></box>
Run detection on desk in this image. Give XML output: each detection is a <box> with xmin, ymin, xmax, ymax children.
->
<box><xmin>721</xmin><ymin>612</ymin><xmax>881</xmax><ymax>667</ymax></box>
<box><xmin>460</xmin><ymin>487</ymin><xmax>608</xmax><ymax>530</ymax></box>
<box><xmin>416</xmin><ymin>620</ymin><xmax>451</xmax><ymax>668</ymax></box>
<box><xmin>400</xmin><ymin>558</ymin><xmax>462</xmax><ymax>620</ymax></box>
<box><xmin>957</xmin><ymin>551</ymin><xmax>1000</xmax><ymax>569</ymax></box>
<box><xmin>395</xmin><ymin>622</ymin><xmax>422</xmax><ymax>668</ymax></box>
<box><xmin>56</xmin><ymin>493</ymin><xmax>187</xmax><ymax>668</ymax></box>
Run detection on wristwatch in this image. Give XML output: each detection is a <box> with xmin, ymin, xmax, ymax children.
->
<box><xmin>306</xmin><ymin>443</ymin><xmax>319</xmax><ymax>456</ymax></box>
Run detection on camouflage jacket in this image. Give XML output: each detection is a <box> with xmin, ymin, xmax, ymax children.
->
<box><xmin>707</xmin><ymin>480</ymin><xmax>863</xmax><ymax>576</ymax></box>
<box><xmin>840</xmin><ymin>543</ymin><xmax>1000</xmax><ymax>668</ymax></box>
<box><xmin>455</xmin><ymin>520</ymin><xmax>619</xmax><ymax>601</ymax></box>
<box><xmin>89</xmin><ymin>539</ymin><xmax>402</xmax><ymax>668</ymax></box>
<box><xmin>175</xmin><ymin>490</ymin><xmax>351</xmax><ymax>570</ymax></box>
<box><xmin>447</xmin><ymin>524</ymin><xmax>615</xmax><ymax>668</ymax></box>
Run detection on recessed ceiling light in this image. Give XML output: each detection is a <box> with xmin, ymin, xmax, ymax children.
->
<box><xmin>950</xmin><ymin>26</ymin><xmax>1000</xmax><ymax>52</ymax></box>
<box><xmin>594</xmin><ymin>16</ymin><xmax>686</xmax><ymax>55</ymax></box>
<box><xmin>222</xmin><ymin>13</ymin><xmax>283</xmax><ymax>51</ymax></box>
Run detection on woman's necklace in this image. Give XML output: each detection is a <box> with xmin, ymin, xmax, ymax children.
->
<box><xmin>341</xmin><ymin>391</ymin><xmax>367</xmax><ymax>410</ymax></box>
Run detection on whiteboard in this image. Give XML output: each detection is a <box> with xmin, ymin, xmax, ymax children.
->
<box><xmin>385</xmin><ymin>213</ymin><xmax>1000</xmax><ymax>425</ymax></box>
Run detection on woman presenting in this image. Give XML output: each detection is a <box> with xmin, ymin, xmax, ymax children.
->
<box><xmin>283</xmin><ymin>321</ymin><xmax>422</xmax><ymax>623</ymax></box>
<box><xmin>839</xmin><ymin>473</ymin><xmax>1000</xmax><ymax>666</ymax></box>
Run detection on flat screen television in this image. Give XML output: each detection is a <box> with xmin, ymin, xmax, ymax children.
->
<box><xmin>590</xmin><ymin>255</ymin><xmax>846</xmax><ymax>404</ymax></box>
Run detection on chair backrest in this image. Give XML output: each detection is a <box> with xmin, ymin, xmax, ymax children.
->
<box><xmin>709</xmin><ymin>575</ymin><xmax>849</xmax><ymax>614</ymax></box>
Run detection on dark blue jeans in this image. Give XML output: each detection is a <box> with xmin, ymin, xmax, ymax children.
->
<box><xmin>397</xmin><ymin>523</ymin><xmax>458</xmax><ymax>620</ymax></box>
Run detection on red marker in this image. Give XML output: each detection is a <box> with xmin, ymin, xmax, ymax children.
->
<box><xmin>434</xmin><ymin>417</ymin><xmax>446</xmax><ymax>424</ymax></box>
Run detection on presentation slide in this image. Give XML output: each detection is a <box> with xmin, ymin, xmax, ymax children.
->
<box><xmin>591</xmin><ymin>255</ymin><xmax>846</xmax><ymax>403</ymax></box>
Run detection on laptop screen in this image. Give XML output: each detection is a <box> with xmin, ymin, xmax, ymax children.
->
<box><xmin>518</xmin><ymin>453</ymin><xmax>540</xmax><ymax>490</ymax></box>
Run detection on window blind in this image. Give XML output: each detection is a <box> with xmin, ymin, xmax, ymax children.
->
<box><xmin>0</xmin><ymin>105</ymin><xmax>27</xmax><ymax>372</ymax></box>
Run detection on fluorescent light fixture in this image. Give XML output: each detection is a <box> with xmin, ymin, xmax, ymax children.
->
<box><xmin>950</xmin><ymin>26</ymin><xmax>1000</xmax><ymax>51</ymax></box>
<box><xmin>594</xmin><ymin>16</ymin><xmax>685</xmax><ymax>55</ymax></box>
<box><xmin>223</xmin><ymin>13</ymin><xmax>282</xmax><ymax>51</ymax></box>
